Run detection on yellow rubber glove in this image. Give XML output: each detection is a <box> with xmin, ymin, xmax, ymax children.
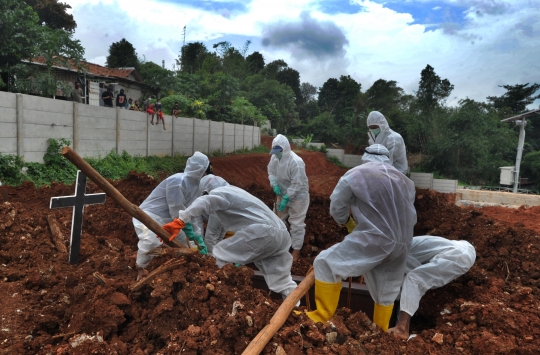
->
<box><xmin>373</xmin><ymin>303</ymin><xmax>394</xmax><ymax>331</ymax></box>
<box><xmin>345</xmin><ymin>216</ymin><xmax>356</xmax><ymax>233</ymax></box>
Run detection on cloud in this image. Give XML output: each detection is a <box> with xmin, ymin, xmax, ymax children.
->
<box><xmin>261</xmin><ymin>11</ymin><xmax>348</xmax><ymax>60</ymax></box>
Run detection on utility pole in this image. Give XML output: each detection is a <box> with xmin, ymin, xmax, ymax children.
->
<box><xmin>162</xmin><ymin>60</ymin><xmax>165</xmax><ymax>69</ymax></box>
<box><xmin>182</xmin><ymin>25</ymin><xmax>186</xmax><ymax>46</ymax></box>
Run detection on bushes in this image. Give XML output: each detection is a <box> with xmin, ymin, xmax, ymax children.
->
<box><xmin>521</xmin><ymin>151</ymin><xmax>540</xmax><ymax>184</ymax></box>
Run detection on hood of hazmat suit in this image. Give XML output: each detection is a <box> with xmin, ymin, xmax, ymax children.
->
<box><xmin>178</xmin><ymin>185</ymin><xmax>297</xmax><ymax>295</ymax></box>
<box><xmin>316</xmin><ymin>161</ymin><xmax>416</xmax><ymax>305</ymax></box>
<box><xmin>366</xmin><ymin>111</ymin><xmax>408</xmax><ymax>174</ymax></box>
<box><xmin>268</xmin><ymin>134</ymin><xmax>309</xmax><ymax>201</ymax></box>
<box><xmin>139</xmin><ymin>151</ymin><xmax>209</xmax><ymax>218</ymax></box>
<box><xmin>200</xmin><ymin>175</ymin><xmax>230</xmax><ymax>195</ymax></box>
<box><xmin>361</xmin><ymin>144</ymin><xmax>391</xmax><ymax>164</ymax></box>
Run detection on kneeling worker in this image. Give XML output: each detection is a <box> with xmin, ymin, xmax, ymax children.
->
<box><xmin>305</xmin><ymin>144</ymin><xmax>417</xmax><ymax>331</ymax></box>
<box><xmin>388</xmin><ymin>235</ymin><xmax>476</xmax><ymax>339</ymax></box>
<box><xmin>133</xmin><ymin>152</ymin><xmax>211</xmax><ymax>280</ymax></box>
<box><xmin>164</xmin><ymin>175</ymin><xmax>298</xmax><ymax>300</ymax></box>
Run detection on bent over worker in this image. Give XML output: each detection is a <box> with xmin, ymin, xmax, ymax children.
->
<box><xmin>132</xmin><ymin>152</ymin><xmax>210</xmax><ymax>280</ymax></box>
<box><xmin>367</xmin><ymin>111</ymin><xmax>408</xmax><ymax>174</ymax></box>
<box><xmin>306</xmin><ymin>144</ymin><xmax>417</xmax><ymax>331</ymax></box>
<box><xmin>268</xmin><ymin>134</ymin><xmax>310</xmax><ymax>262</ymax></box>
<box><xmin>167</xmin><ymin>177</ymin><xmax>298</xmax><ymax>300</ymax></box>
<box><xmin>388</xmin><ymin>236</ymin><xmax>476</xmax><ymax>339</ymax></box>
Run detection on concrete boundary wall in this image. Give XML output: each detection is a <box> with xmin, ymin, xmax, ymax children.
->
<box><xmin>456</xmin><ymin>189</ymin><xmax>540</xmax><ymax>208</ymax></box>
<box><xmin>410</xmin><ymin>173</ymin><xmax>434</xmax><ymax>189</ymax></box>
<box><xmin>0</xmin><ymin>92</ymin><xmax>261</xmax><ymax>163</ymax></box>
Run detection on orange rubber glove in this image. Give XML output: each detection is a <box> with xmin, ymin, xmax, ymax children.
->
<box><xmin>161</xmin><ymin>218</ymin><xmax>185</xmax><ymax>242</ymax></box>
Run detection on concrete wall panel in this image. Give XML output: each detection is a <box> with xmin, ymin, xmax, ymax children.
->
<box><xmin>432</xmin><ymin>179</ymin><xmax>458</xmax><ymax>193</ymax></box>
<box><xmin>410</xmin><ymin>172</ymin><xmax>433</xmax><ymax>189</ymax></box>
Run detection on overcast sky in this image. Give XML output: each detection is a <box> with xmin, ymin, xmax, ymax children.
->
<box><xmin>65</xmin><ymin>0</ymin><xmax>540</xmax><ymax>108</ymax></box>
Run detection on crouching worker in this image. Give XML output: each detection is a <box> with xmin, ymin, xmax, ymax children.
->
<box><xmin>305</xmin><ymin>144</ymin><xmax>417</xmax><ymax>331</ymax></box>
<box><xmin>163</xmin><ymin>174</ymin><xmax>298</xmax><ymax>300</ymax></box>
<box><xmin>388</xmin><ymin>236</ymin><xmax>476</xmax><ymax>339</ymax></box>
<box><xmin>133</xmin><ymin>152</ymin><xmax>211</xmax><ymax>280</ymax></box>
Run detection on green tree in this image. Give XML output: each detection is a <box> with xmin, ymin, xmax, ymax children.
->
<box><xmin>521</xmin><ymin>151</ymin><xmax>540</xmax><ymax>184</ymax></box>
<box><xmin>487</xmin><ymin>83</ymin><xmax>540</xmax><ymax>114</ymax></box>
<box><xmin>243</xmin><ymin>74</ymin><xmax>298</xmax><ymax>132</ymax></box>
<box><xmin>246</xmin><ymin>51</ymin><xmax>265</xmax><ymax>74</ymax></box>
<box><xmin>416</xmin><ymin>64</ymin><xmax>454</xmax><ymax>114</ymax></box>
<box><xmin>302</xmin><ymin>112</ymin><xmax>340</xmax><ymax>144</ymax></box>
<box><xmin>178</xmin><ymin>42</ymin><xmax>209</xmax><ymax>73</ymax></box>
<box><xmin>106</xmin><ymin>38</ymin><xmax>138</xmax><ymax>68</ymax></box>
<box><xmin>231</xmin><ymin>97</ymin><xmax>267</xmax><ymax>126</ymax></box>
<box><xmin>318</xmin><ymin>75</ymin><xmax>361</xmax><ymax>129</ymax></box>
<box><xmin>138</xmin><ymin>61</ymin><xmax>176</xmax><ymax>98</ymax></box>
<box><xmin>0</xmin><ymin>0</ymin><xmax>41</xmax><ymax>88</ymax></box>
<box><xmin>13</xmin><ymin>27</ymin><xmax>84</xmax><ymax>97</ymax></box>
<box><xmin>24</xmin><ymin>0</ymin><xmax>76</xmax><ymax>31</ymax></box>
<box><xmin>199</xmin><ymin>72</ymin><xmax>240</xmax><ymax>121</ymax></box>
<box><xmin>424</xmin><ymin>99</ymin><xmax>516</xmax><ymax>184</ymax></box>
<box><xmin>276</xmin><ymin>67</ymin><xmax>302</xmax><ymax>105</ymax></box>
<box><xmin>262</xmin><ymin>59</ymin><xmax>288</xmax><ymax>80</ymax></box>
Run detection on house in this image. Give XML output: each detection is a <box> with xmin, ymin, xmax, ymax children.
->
<box><xmin>26</xmin><ymin>57</ymin><xmax>146</xmax><ymax>106</ymax></box>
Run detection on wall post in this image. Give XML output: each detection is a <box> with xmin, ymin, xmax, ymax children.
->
<box><xmin>222</xmin><ymin>121</ymin><xmax>225</xmax><ymax>153</ymax></box>
<box><xmin>116</xmin><ymin>107</ymin><xmax>120</xmax><ymax>154</ymax></box>
<box><xmin>207</xmin><ymin>120</ymin><xmax>211</xmax><ymax>154</ymax></box>
<box><xmin>16</xmin><ymin>94</ymin><xmax>24</xmax><ymax>158</ymax></box>
<box><xmin>171</xmin><ymin>114</ymin><xmax>175</xmax><ymax>156</ymax></box>
<box><xmin>146</xmin><ymin>113</ymin><xmax>150</xmax><ymax>157</ymax></box>
<box><xmin>192</xmin><ymin>117</ymin><xmax>196</xmax><ymax>154</ymax></box>
<box><xmin>243</xmin><ymin>124</ymin><xmax>245</xmax><ymax>149</ymax></box>
<box><xmin>73</xmin><ymin>102</ymin><xmax>79</xmax><ymax>153</ymax></box>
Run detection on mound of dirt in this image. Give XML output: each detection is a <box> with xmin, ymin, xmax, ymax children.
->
<box><xmin>1</xmin><ymin>166</ymin><xmax>540</xmax><ymax>354</ymax></box>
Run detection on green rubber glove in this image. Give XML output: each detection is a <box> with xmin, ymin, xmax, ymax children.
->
<box><xmin>234</xmin><ymin>263</ymin><xmax>242</xmax><ymax>267</ymax></box>
<box><xmin>277</xmin><ymin>194</ymin><xmax>289</xmax><ymax>212</ymax></box>
<box><xmin>273</xmin><ymin>185</ymin><xmax>282</xmax><ymax>196</ymax></box>
<box><xmin>191</xmin><ymin>234</ymin><xmax>208</xmax><ymax>255</ymax></box>
<box><xmin>183</xmin><ymin>222</ymin><xmax>197</xmax><ymax>240</ymax></box>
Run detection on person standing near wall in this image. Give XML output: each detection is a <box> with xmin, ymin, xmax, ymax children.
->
<box><xmin>102</xmin><ymin>85</ymin><xmax>114</xmax><ymax>108</ymax></box>
<box><xmin>116</xmin><ymin>89</ymin><xmax>127</xmax><ymax>109</ymax></box>
<box><xmin>71</xmin><ymin>82</ymin><xmax>83</xmax><ymax>103</ymax></box>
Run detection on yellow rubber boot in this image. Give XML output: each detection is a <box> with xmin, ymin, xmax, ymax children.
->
<box><xmin>305</xmin><ymin>280</ymin><xmax>342</xmax><ymax>323</ymax></box>
<box><xmin>344</xmin><ymin>216</ymin><xmax>357</xmax><ymax>233</ymax></box>
<box><xmin>373</xmin><ymin>303</ymin><xmax>394</xmax><ymax>331</ymax></box>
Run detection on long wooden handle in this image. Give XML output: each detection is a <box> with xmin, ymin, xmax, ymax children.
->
<box><xmin>242</xmin><ymin>270</ymin><xmax>315</xmax><ymax>355</ymax></box>
<box><xmin>61</xmin><ymin>146</ymin><xmax>192</xmax><ymax>250</ymax></box>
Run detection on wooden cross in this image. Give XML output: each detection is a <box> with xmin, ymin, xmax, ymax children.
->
<box><xmin>50</xmin><ymin>170</ymin><xmax>106</xmax><ymax>264</ymax></box>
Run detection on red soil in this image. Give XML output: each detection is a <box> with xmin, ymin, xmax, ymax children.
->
<box><xmin>474</xmin><ymin>205</ymin><xmax>540</xmax><ymax>235</ymax></box>
<box><xmin>0</xmin><ymin>155</ymin><xmax>539</xmax><ymax>354</ymax></box>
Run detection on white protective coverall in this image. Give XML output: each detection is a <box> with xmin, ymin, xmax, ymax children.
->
<box><xmin>133</xmin><ymin>152</ymin><xmax>209</xmax><ymax>268</ymax></box>
<box><xmin>198</xmin><ymin>175</ymin><xmax>230</xmax><ymax>247</ymax></box>
<box><xmin>178</xmin><ymin>183</ymin><xmax>298</xmax><ymax>297</ymax></box>
<box><xmin>314</xmin><ymin>152</ymin><xmax>417</xmax><ymax>306</ymax></box>
<box><xmin>367</xmin><ymin>111</ymin><xmax>408</xmax><ymax>174</ymax></box>
<box><xmin>400</xmin><ymin>236</ymin><xmax>476</xmax><ymax>316</ymax></box>
<box><xmin>267</xmin><ymin>134</ymin><xmax>310</xmax><ymax>251</ymax></box>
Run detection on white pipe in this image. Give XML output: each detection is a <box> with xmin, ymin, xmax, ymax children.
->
<box><xmin>513</xmin><ymin>119</ymin><xmax>527</xmax><ymax>193</ymax></box>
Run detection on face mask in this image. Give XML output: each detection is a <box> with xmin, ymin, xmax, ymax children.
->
<box><xmin>277</xmin><ymin>152</ymin><xmax>283</xmax><ymax>159</ymax></box>
<box><xmin>370</xmin><ymin>128</ymin><xmax>381</xmax><ymax>137</ymax></box>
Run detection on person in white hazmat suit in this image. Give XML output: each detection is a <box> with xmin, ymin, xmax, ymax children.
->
<box><xmin>133</xmin><ymin>152</ymin><xmax>210</xmax><ymax>280</ymax></box>
<box><xmin>388</xmin><ymin>236</ymin><xmax>476</xmax><ymax>339</ymax></box>
<box><xmin>305</xmin><ymin>144</ymin><xmax>417</xmax><ymax>331</ymax></box>
<box><xmin>169</xmin><ymin>177</ymin><xmax>298</xmax><ymax>299</ymax></box>
<box><xmin>268</xmin><ymin>134</ymin><xmax>310</xmax><ymax>262</ymax></box>
<box><xmin>367</xmin><ymin>111</ymin><xmax>408</xmax><ymax>174</ymax></box>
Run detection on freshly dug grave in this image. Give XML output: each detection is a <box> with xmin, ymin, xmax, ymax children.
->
<box><xmin>0</xmin><ymin>165</ymin><xmax>539</xmax><ymax>354</ymax></box>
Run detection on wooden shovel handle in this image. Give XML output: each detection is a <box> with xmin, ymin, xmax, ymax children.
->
<box><xmin>61</xmin><ymin>147</ymin><xmax>193</xmax><ymax>251</ymax></box>
<box><xmin>242</xmin><ymin>270</ymin><xmax>315</xmax><ymax>355</ymax></box>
